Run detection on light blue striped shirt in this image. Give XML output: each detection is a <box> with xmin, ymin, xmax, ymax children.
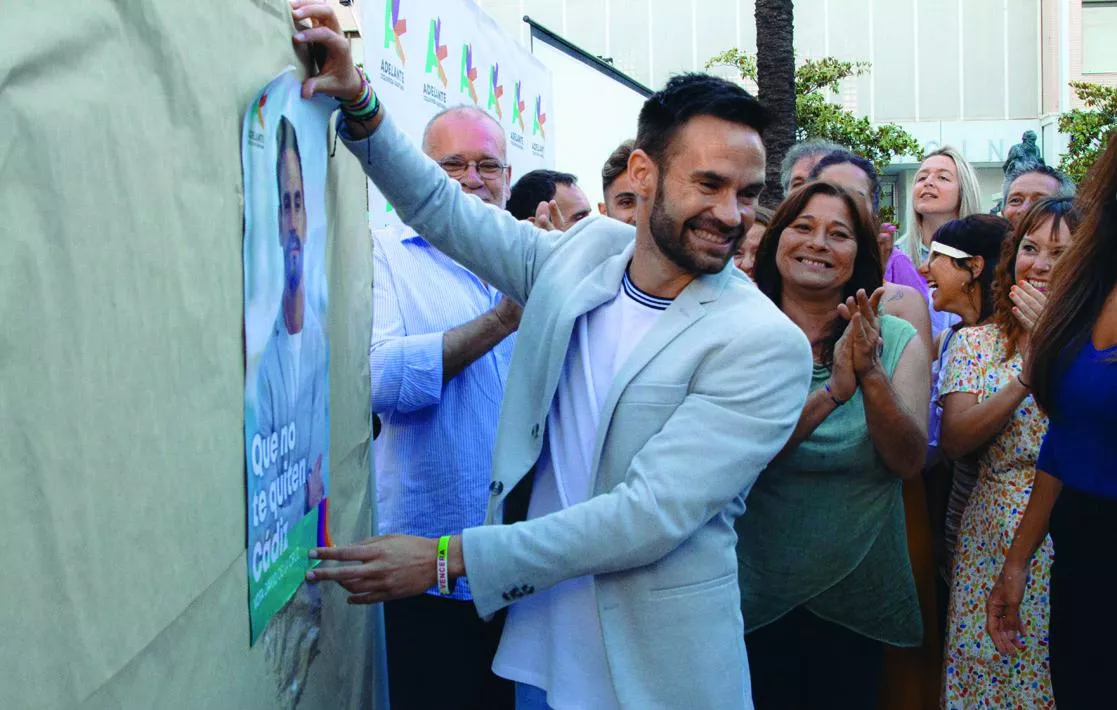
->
<box><xmin>371</xmin><ymin>225</ymin><xmax>515</xmax><ymax>600</ymax></box>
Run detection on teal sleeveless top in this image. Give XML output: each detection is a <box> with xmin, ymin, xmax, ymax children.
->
<box><xmin>736</xmin><ymin>315</ymin><xmax>922</xmax><ymax>647</ymax></box>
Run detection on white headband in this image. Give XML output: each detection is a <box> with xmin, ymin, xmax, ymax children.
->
<box><xmin>929</xmin><ymin>241</ymin><xmax>974</xmax><ymax>259</ymax></box>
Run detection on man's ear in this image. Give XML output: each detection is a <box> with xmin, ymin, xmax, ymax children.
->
<box><xmin>597</xmin><ymin>202</ymin><xmax>607</xmax><ymax>216</ymax></box>
<box><xmin>628</xmin><ymin>149</ymin><xmax>657</xmax><ymax>200</ymax></box>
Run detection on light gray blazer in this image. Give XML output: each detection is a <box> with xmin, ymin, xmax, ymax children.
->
<box><xmin>343</xmin><ymin>114</ymin><xmax>812</xmax><ymax>709</ymax></box>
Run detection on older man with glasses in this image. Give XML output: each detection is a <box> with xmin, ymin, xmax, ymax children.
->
<box><xmin>369</xmin><ymin>104</ymin><xmax>519</xmax><ymax>710</ymax></box>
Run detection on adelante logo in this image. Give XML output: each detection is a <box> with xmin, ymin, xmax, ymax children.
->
<box><xmin>487</xmin><ymin>63</ymin><xmax>504</xmax><ymax>120</ymax></box>
<box><xmin>533</xmin><ymin>96</ymin><xmax>546</xmax><ymax>138</ymax></box>
<box><xmin>425</xmin><ymin>17</ymin><xmax>448</xmax><ymax>87</ymax></box>
<box><xmin>384</xmin><ymin>0</ymin><xmax>407</xmax><ymax>63</ymax></box>
<box><xmin>460</xmin><ymin>43</ymin><xmax>479</xmax><ymax>104</ymax></box>
<box><xmin>253</xmin><ymin>94</ymin><xmax>268</xmax><ymax>130</ymax></box>
<box><xmin>512</xmin><ymin>80</ymin><xmax>526</xmax><ymax>132</ymax></box>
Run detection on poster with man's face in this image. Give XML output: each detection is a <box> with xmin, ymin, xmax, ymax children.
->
<box><xmin>241</xmin><ymin>68</ymin><xmax>334</xmax><ymax>644</ymax></box>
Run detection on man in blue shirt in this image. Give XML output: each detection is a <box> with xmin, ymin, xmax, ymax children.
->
<box><xmin>371</xmin><ymin>105</ymin><xmax>518</xmax><ymax>709</ymax></box>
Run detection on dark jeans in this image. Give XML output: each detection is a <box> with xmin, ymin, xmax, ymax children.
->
<box><xmin>1048</xmin><ymin>484</ymin><xmax>1117</xmax><ymax>709</ymax></box>
<box><xmin>384</xmin><ymin>594</ymin><xmax>513</xmax><ymax>710</ymax></box>
<box><xmin>746</xmin><ymin>606</ymin><xmax>885</xmax><ymax>710</ymax></box>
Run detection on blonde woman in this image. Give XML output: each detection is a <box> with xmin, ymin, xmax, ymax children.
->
<box><xmin>897</xmin><ymin>147</ymin><xmax>983</xmax><ymax>268</ymax></box>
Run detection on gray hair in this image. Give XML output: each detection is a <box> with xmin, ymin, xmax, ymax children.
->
<box><xmin>1000</xmin><ymin>163</ymin><xmax>1075</xmax><ymax>203</ymax></box>
<box><xmin>420</xmin><ymin>105</ymin><xmax>506</xmax><ymax>158</ymax></box>
<box><xmin>780</xmin><ymin>139</ymin><xmax>847</xmax><ymax>192</ymax></box>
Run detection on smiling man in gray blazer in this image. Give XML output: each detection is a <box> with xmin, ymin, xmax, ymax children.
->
<box><xmin>292</xmin><ymin>4</ymin><xmax>812</xmax><ymax>707</ymax></box>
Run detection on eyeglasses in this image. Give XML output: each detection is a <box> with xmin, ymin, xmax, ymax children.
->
<box><xmin>437</xmin><ymin>158</ymin><xmax>507</xmax><ymax>180</ymax></box>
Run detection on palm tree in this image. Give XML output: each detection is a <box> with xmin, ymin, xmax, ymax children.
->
<box><xmin>755</xmin><ymin>0</ymin><xmax>796</xmax><ymax>208</ymax></box>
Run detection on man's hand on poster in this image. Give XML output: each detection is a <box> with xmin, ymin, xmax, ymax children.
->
<box><xmin>306</xmin><ymin>535</ymin><xmax>465</xmax><ymax>603</ymax></box>
<box><xmin>307</xmin><ymin>455</ymin><xmax>324</xmax><ymax>508</ymax></box>
<box><xmin>290</xmin><ymin>1</ymin><xmax>362</xmax><ymax>102</ymax></box>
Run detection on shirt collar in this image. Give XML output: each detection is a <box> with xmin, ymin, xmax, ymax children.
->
<box><xmin>391</xmin><ymin>224</ymin><xmax>424</xmax><ymax>244</ymax></box>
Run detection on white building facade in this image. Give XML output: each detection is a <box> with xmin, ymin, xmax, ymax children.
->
<box><xmin>477</xmin><ymin>0</ymin><xmax>1117</xmax><ymax>216</ymax></box>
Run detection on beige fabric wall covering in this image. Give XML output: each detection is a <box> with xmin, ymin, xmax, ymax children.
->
<box><xmin>0</xmin><ymin>1</ymin><xmax>374</xmax><ymax>707</ymax></box>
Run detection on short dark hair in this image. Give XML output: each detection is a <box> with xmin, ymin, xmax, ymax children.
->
<box><xmin>276</xmin><ymin>115</ymin><xmax>302</xmax><ymax>194</ymax></box>
<box><xmin>930</xmin><ymin>215</ymin><xmax>1013</xmax><ymax>323</ymax></box>
<box><xmin>602</xmin><ymin>139</ymin><xmax>635</xmax><ymax>193</ymax></box>
<box><xmin>507</xmin><ymin>169</ymin><xmax>579</xmax><ymax>220</ymax></box>
<box><xmin>809</xmin><ymin>150</ymin><xmax>881</xmax><ymax>213</ymax></box>
<box><xmin>635</xmin><ymin>73</ymin><xmax>769</xmax><ymax>170</ymax></box>
<box><xmin>753</xmin><ymin>181</ymin><xmax>883</xmax><ymax>367</ymax></box>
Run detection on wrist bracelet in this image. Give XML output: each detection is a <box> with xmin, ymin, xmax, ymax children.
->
<box><xmin>824</xmin><ymin>382</ymin><xmax>848</xmax><ymax>406</ymax></box>
<box><xmin>1017</xmin><ymin>373</ymin><xmax>1030</xmax><ymax>389</ymax></box>
<box><xmin>340</xmin><ymin>66</ymin><xmax>380</xmax><ymax>122</ymax></box>
<box><xmin>436</xmin><ymin>535</ymin><xmax>453</xmax><ymax>596</ymax></box>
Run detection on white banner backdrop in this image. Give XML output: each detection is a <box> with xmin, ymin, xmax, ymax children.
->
<box><xmin>361</xmin><ymin>0</ymin><xmax>555</xmax><ymax>228</ymax></box>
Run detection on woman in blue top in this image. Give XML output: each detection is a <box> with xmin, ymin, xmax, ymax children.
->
<box><xmin>738</xmin><ymin>181</ymin><xmax>930</xmax><ymax>708</ymax></box>
<box><xmin>987</xmin><ymin>133</ymin><xmax>1117</xmax><ymax>707</ymax></box>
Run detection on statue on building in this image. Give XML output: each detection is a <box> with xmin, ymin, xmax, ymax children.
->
<box><xmin>1002</xmin><ymin>130</ymin><xmax>1044</xmax><ymax>175</ymax></box>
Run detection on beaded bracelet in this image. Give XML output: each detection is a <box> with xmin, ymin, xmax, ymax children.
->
<box><xmin>340</xmin><ymin>66</ymin><xmax>380</xmax><ymax>122</ymax></box>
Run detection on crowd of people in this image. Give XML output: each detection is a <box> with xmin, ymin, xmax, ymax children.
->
<box><xmin>290</xmin><ymin>3</ymin><xmax>1116</xmax><ymax>708</ymax></box>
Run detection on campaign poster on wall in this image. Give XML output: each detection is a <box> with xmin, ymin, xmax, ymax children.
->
<box><xmin>361</xmin><ymin>0</ymin><xmax>555</xmax><ymax>228</ymax></box>
<box><xmin>241</xmin><ymin>67</ymin><xmax>334</xmax><ymax>644</ymax></box>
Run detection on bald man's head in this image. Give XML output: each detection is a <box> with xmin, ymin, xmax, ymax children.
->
<box><xmin>422</xmin><ymin>106</ymin><xmax>506</xmax><ymax>159</ymax></box>
<box><xmin>421</xmin><ymin>106</ymin><xmax>510</xmax><ymax>208</ymax></box>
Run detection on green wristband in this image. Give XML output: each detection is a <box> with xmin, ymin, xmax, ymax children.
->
<box><xmin>436</xmin><ymin>535</ymin><xmax>452</xmax><ymax>596</ymax></box>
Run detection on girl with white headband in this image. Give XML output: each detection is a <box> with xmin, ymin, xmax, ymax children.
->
<box><xmin>918</xmin><ymin>215</ymin><xmax>1012</xmax><ymax>585</ymax></box>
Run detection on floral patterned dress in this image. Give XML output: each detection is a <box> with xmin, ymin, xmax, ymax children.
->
<box><xmin>940</xmin><ymin>324</ymin><xmax>1055</xmax><ymax>708</ymax></box>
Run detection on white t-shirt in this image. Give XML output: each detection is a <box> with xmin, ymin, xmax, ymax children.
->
<box><xmin>285</xmin><ymin>329</ymin><xmax>302</xmax><ymax>402</ymax></box>
<box><xmin>492</xmin><ymin>271</ymin><xmax>672</xmax><ymax>710</ymax></box>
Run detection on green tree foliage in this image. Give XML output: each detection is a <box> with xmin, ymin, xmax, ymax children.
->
<box><xmin>1058</xmin><ymin>81</ymin><xmax>1117</xmax><ymax>184</ymax></box>
<box><xmin>706</xmin><ymin>49</ymin><xmax>924</xmax><ymax>172</ymax></box>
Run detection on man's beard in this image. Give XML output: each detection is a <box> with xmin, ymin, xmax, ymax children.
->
<box><xmin>648</xmin><ymin>176</ymin><xmax>744</xmax><ymax>275</ymax></box>
<box><xmin>283</xmin><ymin>231</ymin><xmax>303</xmax><ymax>293</ymax></box>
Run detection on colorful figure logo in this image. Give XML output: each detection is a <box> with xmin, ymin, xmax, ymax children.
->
<box><xmin>512</xmin><ymin>81</ymin><xmax>526</xmax><ymax>132</ymax></box>
<box><xmin>384</xmin><ymin>0</ymin><xmax>407</xmax><ymax>63</ymax></box>
<box><xmin>487</xmin><ymin>64</ymin><xmax>504</xmax><ymax>120</ymax></box>
<box><xmin>253</xmin><ymin>94</ymin><xmax>268</xmax><ymax>130</ymax></box>
<box><xmin>533</xmin><ymin>96</ymin><xmax>547</xmax><ymax>138</ymax></box>
<box><xmin>460</xmin><ymin>43</ymin><xmax>479</xmax><ymax>104</ymax></box>
<box><xmin>425</xmin><ymin>18</ymin><xmax>448</xmax><ymax>87</ymax></box>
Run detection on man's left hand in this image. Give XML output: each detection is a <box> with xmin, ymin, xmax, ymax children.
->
<box><xmin>529</xmin><ymin>199</ymin><xmax>566</xmax><ymax>231</ymax></box>
<box><xmin>306</xmin><ymin>535</ymin><xmax>441</xmax><ymax>604</ymax></box>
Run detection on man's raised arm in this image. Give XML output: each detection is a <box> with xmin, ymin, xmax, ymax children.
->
<box><xmin>291</xmin><ymin>0</ymin><xmax>552</xmax><ymax>305</ymax></box>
